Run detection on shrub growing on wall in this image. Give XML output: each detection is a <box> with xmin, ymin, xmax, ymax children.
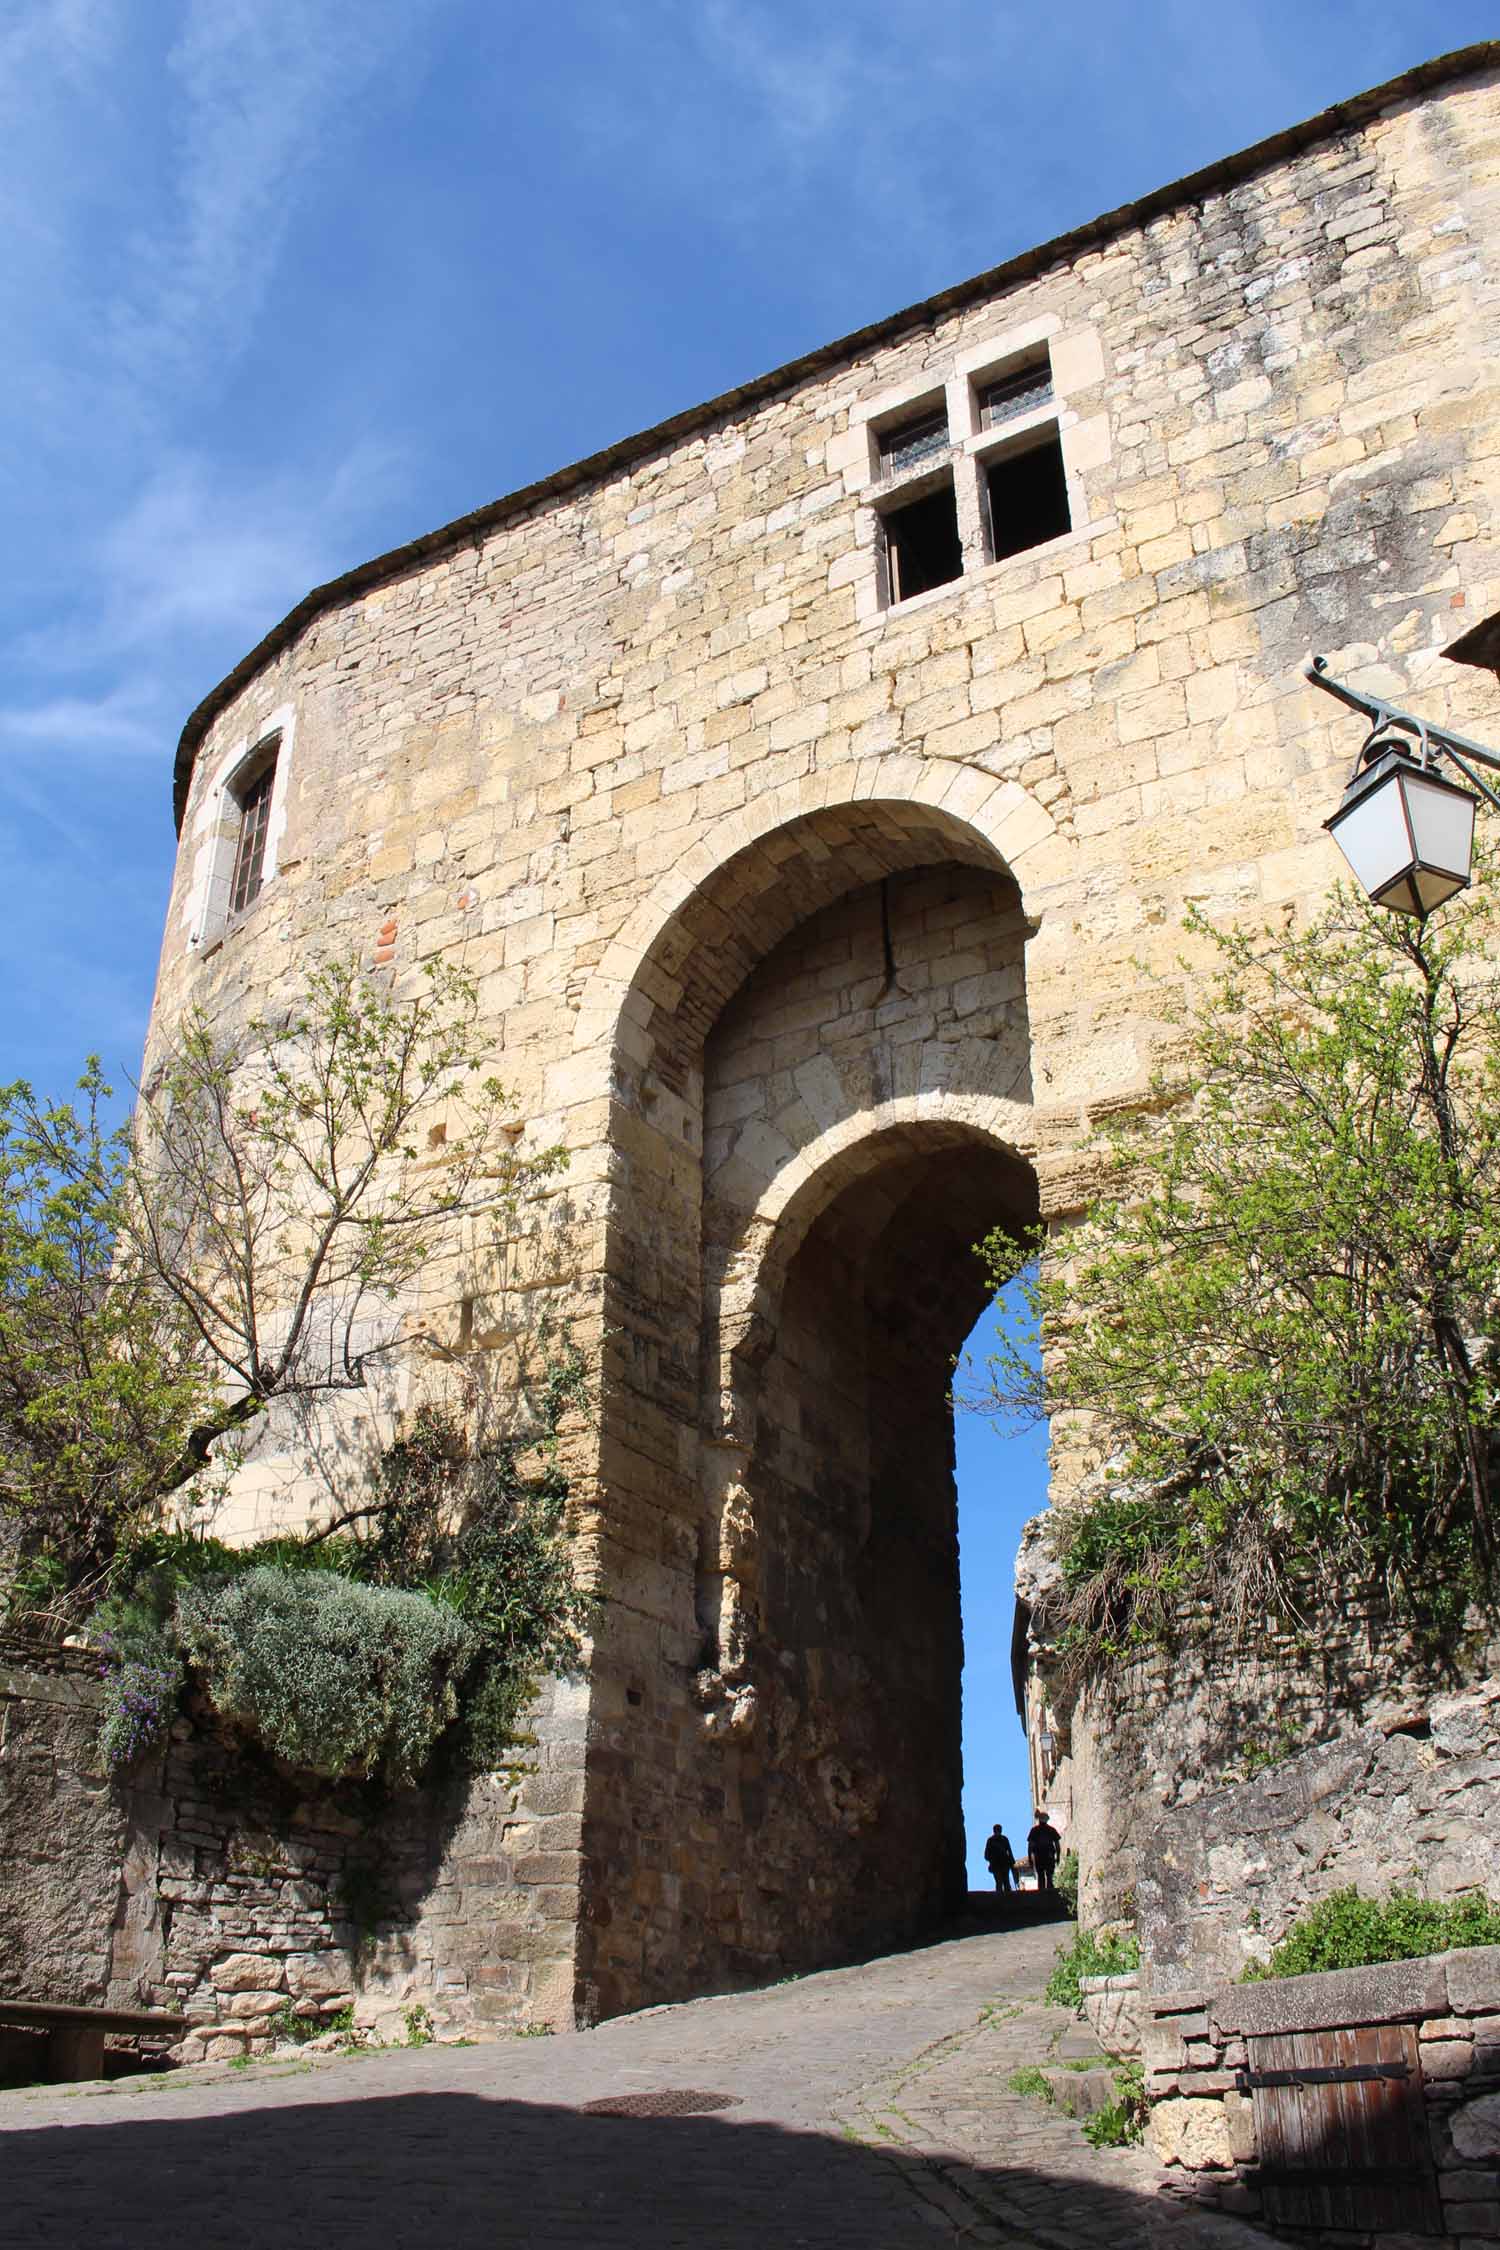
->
<box><xmin>976</xmin><ymin>874</ymin><xmax>1500</xmax><ymax>1669</ymax></box>
<box><xmin>176</xmin><ymin>1566</ymin><xmax>473</xmax><ymax>1786</ymax></box>
<box><xmin>93</xmin><ymin>1345</ymin><xmax>595</xmax><ymax>1784</ymax></box>
<box><xmin>1244</xmin><ymin>1886</ymin><xmax>1500</xmax><ymax>1980</ymax></box>
<box><xmin>0</xmin><ymin>959</ymin><xmax>565</xmax><ymax>1630</ymax></box>
<box><xmin>95</xmin><ymin>1611</ymin><xmax>184</xmax><ymax>1775</ymax></box>
<box><xmin>325</xmin><ymin>1352</ymin><xmax>597</xmax><ymax>1772</ymax></box>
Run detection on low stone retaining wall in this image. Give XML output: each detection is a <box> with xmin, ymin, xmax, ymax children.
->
<box><xmin>0</xmin><ymin>1634</ymin><xmax>585</xmax><ymax>2062</ymax></box>
<box><xmin>1145</xmin><ymin>1947</ymin><xmax>1500</xmax><ymax>2243</ymax></box>
<box><xmin>1138</xmin><ymin>1678</ymin><xmax>1500</xmax><ymax>1999</ymax></box>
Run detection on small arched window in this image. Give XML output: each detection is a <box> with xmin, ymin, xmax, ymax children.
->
<box><xmin>228</xmin><ymin>736</ymin><xmax>280</xmax><ymax>917</ymax></box>
<box><xmin>183</xmin><ymin>708</ymin><xmax>295</xmax><ymax>952</ymax></box>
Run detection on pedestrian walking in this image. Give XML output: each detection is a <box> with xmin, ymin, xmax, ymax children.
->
<box><xmin>1027</xmin><ymin>1810</ymin><xmax>1062</xmax><ymax>1893</ymax></box>
<box><xmin>982</xmin><ymin>1823</ymin><xmax>1016</xmax><ymax>1895</ymax></box>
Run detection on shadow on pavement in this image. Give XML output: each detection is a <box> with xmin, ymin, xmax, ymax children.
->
<box><xmin>2</xmin><ymin>2084</ymin><xmax>1214</xmax><ymax>2250</ymax></box>
<box><xmin>955</xmin><ymin>1886</ymin><xmax>1074</xmax><ymax>1930</ymax></box>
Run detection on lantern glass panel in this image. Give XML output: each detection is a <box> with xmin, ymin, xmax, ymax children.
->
<box><xmin>1327</xmin><ymin>763</ymin><xmax>1418</xmax><ymax>900</ymax></box>
<box><xmin>1402</xmin><ymin>765</ymin><xmax>1475</xmax><ymax>892</ymax></box>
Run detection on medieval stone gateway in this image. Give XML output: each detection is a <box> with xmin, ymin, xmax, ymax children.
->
<box><xmin>24</xmin><ymin>43</ymin><xmax>1494</xmax><ymax>2037</ymax></box>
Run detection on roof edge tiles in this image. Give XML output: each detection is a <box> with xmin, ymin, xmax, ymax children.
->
<box><xmin>171</xmin><ymin>40</ymin><xmax>1500</xmax><ymax>828</ymax></box>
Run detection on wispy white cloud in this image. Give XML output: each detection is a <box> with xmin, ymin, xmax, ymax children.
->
<box><xmin>3</xmin><ymin>437</ymin><xmax>411</xmax><ymax>759</ymax></box>
<box><xmin>93</xmin><ymin>440</ymin><xmax>406</xmax><ymax>659</ymax></box>
<box><xmin>105</xmin><ymin>1</ymin><xmax>436</xmax><ymax>409</ymax></box>
<box><xmin>0</xmin><ymin>689</ymin><xmax>162</xmax><ymax>757</ymax></box>
<box><xmin>0</xmin><ymin>0</ymin><xmax>445</xmax><ymax>464</ymax></box>
<box><xmin>0</xmin><ymin>0</ymin><xmax>121</xmax><ymax>116</ymax></box>
<box><xmin>694</xmin><ymin>0</ymin><xmax>886</xmax><ymax>149</ymax></box>
<box><xmin>569</xmin><ymin>0</ymin><xmax>1029</xmax><ymax>278</ymax></box>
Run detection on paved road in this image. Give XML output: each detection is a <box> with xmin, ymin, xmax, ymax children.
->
<box><xmin>0</xmin><ymin>1919</ymin><xmax>1271</xmax><ymax>2250</ymax></box>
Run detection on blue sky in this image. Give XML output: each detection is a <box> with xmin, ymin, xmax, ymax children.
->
<box><xmin>1</xmin><ymin>0</ymin><xmax>1477</xmax><ymax>1878</ymax></box>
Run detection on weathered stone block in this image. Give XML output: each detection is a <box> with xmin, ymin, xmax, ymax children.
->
<box><xmin>1214</xmin><ymin>1956</ymin><xmax>1450</xmax><ymax>2037</ymax></box>
<box><xmin>1148</xmin><ymin>2097</ymin><xmax>1235</xmax><ymax>2170</ymax></box>
<box><xmin>227</xmin><ymin>1990</ymin><xmax>287</xmax><ymax>2020</ymax></box>
<box><xmin>1455</xmin><ymin>2096</ymin><xmax>1500</xmax><ymax>2162</ymax></box>
<box><xmin>209</xmin><ymin>1953</ymin><xmax>283</xmax><ymax>1993</ymax></box>
<box><xmin>1079</xmin><ymin>1971</ymin><xmax>1142</xmax><ymax>2055</ymax></box>
<box><xmin>284</xmin><ymin>1952</ymin><xmax>351</xmax><ymax>1999</ymax></box>
<box><xmin>1449</xmin><ymin>1950</ymin><xmax>1500</xmax><ymax>2019</ymax></box>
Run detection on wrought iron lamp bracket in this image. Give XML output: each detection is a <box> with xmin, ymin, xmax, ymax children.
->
<box><xmin>1306</xmin><ymin>654</ymin><xmax>1500</xmax><ymax>816</ymax></box>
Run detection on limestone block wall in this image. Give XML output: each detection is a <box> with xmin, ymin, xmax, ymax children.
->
<box><xmin>137</xmin><ymin>48</ymin><xmax>1500</xmax><ymax>2018</ymax></box>
<box><xmin>1138</xmin><ymin>1675</ymin><xmax>1500</xmax><ymax>1999</ymax></box>
<box><xmin>1045</xmin><ymin>1596</ymin><xmax>1500</xmax><ymax>1934</ymax></box>
<box><xmin>0</xmin><ymin>1638</ymin><xmax>587</xmax><ymax>2047</ymax></box>
<box><xmin>0</xmin><ymin>1639</ymin><xmax>126</xmax><ymax>2009</ymax></box>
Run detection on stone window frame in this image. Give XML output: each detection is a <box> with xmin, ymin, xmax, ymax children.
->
<box><xmin>180</xmin><ymin>704</ymin><xmax>296</xmax><ymax>952</ymax></box>
<box><xmin>837</xmin><ymin>315</ymin><xmax>1111</xmax><ymax>626</ymax></box>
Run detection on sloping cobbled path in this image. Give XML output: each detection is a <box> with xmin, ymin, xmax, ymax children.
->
<box><xmin>0</xmin><ymin>1918</ymin><xmax>1278</xmax><ymax>2250</ymax></box>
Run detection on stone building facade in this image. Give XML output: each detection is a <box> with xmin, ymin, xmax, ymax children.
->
<box><xmin>139</xmin><ymin>46</ymin><xmax>1500</xmax><ymax>2029</ymax></box>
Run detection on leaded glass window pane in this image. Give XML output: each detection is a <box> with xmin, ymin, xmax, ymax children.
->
<box><xmin>230</xmin><ymin>753</ymin><xmax>276</xmax><ymax>916</ymax></box>
<box><xmin>878</xmin><ymin>410</ymin><xmax>949</xmax><ymax>478</ymax></box>
<box><xmin>979</xmin><ymin>364</ymin><xmax>1054</xmax><ymax>429</ymax></box>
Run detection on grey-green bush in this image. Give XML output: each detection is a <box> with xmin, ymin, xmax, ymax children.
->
<box><xmin>176</xmin><ymin>1565</ymin><xmax>473</xmax><ymax>1785</ymax></box>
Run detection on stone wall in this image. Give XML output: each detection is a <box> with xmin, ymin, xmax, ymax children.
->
<box><xmin>1146</xmin><ymin>1949</ymin><xmax>1500</xmax><ymax>2243</ymax></box>
<box><xmin>0</xmin><ymin>1636</ymin><xmax>587</xmax><ymax>2052</ymax></box>
<box><xmin>1040</xmin><ymin>1583</ymin><xmax>1500</xmax><ymax>1933</ymax></box>
<box><xmin>1137</xmin><ymin>1675</ymin><xmax>1500</xmax><ymax>1997</ymax></box>
<box><xmin>131</xmin><ymin>49</ymin><xmax>1500</xmax><ymax>2016</ymax></box>
<box><xmin>0</xmin><ymin>1640</ymin><xmax>127</xmax><ymax>2009</ymax></box>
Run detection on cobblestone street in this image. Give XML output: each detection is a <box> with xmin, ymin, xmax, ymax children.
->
<box><xmin>0</xmin><ymin>1918</ymin><xmax>1279</xmax><ymax>2250</ymax></box>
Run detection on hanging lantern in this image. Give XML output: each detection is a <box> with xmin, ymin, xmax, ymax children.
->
<box><xmin>1325</xmin><ymin>733</ymin><xmax>1477</xmax><ymax>919</ymax></box>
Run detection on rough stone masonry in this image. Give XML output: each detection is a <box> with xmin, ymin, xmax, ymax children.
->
<box><xmin>107</xmin><ymin>45</ymin><xmax>1500</xmax><ymax>2034</ymax></box>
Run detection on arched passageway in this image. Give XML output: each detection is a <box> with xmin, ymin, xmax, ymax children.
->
<box><xmin>579</xmin><ymin>801</ymin><xmax>1040</xmax><ymax>2021</ymax></box>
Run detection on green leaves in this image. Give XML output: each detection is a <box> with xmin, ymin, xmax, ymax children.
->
<box><xmin>2</xmin><ymin>957</ymin><xmax>569</xmax><ymax>1629</ymax></box>
<box><xmin>1245</xmin><ymin>1886</ymin><xmax>1500</xmax><ymax>1980</ymax></box>
<box><xmin>977</xmin><ymin>874</ymin><xmax>1500</xmax><ymax>1667</ymax></box>
<box><xmin>0</xmin><ymin>1066</ymin><xmax>210</xmax><ymax>1614</ymax></box>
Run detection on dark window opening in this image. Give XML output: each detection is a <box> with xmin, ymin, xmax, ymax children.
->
<box><xmin>878</xmin><ymin>408</ymin><xmax>949</xmax><ymax>479</ymax></box>
<box><xmin>229</xmin><ymin>743</ymin><xmax>278</xmax><ymax>917</ymax></box>
<box><xmin>883</xmin><ymin>483</ymin><xmax>963</xmax><ymax>604</ymax></box>
<box><xmin>984</xmin><ymin>435</ymin><xmax>1070</xmax><ymax>564</ymax></box>
<box><xmin>979</xmin><ymin>358</ymin><xmax>1054</xmax><ymax>430</ymax></box>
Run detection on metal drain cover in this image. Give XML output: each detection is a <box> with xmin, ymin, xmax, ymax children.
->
<box><xmin>581</xmin><ymin>2088</ymin><xmax>741</xmax><ymax>2118</ymax></box>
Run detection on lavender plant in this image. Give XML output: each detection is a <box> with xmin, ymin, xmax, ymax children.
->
<box><xmin>97</xmin><ymin>1619</ymin><xmax>183</xmax><ymax>1775</ymax></box>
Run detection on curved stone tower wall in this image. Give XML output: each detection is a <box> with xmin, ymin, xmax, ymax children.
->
<box><xmin>145</xmin><ymin>53</ymin><xmax>1500</xmax><ymax>2023</ymax></box>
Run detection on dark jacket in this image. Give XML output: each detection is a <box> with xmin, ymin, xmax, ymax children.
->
<box><xmin>1027</xmin><ymin>1820</ymin><xmax>1060</xmax><ymax>1866</ymax></box>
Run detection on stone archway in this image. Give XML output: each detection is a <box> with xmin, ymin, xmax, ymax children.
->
<box><xmin>576</xmin><ymin>800</ymin><xmax>1042</xmax><ymax>2022</ymax></box>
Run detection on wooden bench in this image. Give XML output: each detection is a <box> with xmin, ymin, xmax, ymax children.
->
<box><xmin>0</xmin><ymin>1998</ymin><xmax>186</xmax><ymax>2082</ymax></box>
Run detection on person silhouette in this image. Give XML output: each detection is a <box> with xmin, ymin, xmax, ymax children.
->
<box><xmin>1027</xmin><ymin>1809</ymin><xmax>1062</xmax><ymax>1893</ymax></box>
<box><xmin>982</xmin><ymin>1823</ymin><xmax>1016</xmax><ymax>1896</ymax></box>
